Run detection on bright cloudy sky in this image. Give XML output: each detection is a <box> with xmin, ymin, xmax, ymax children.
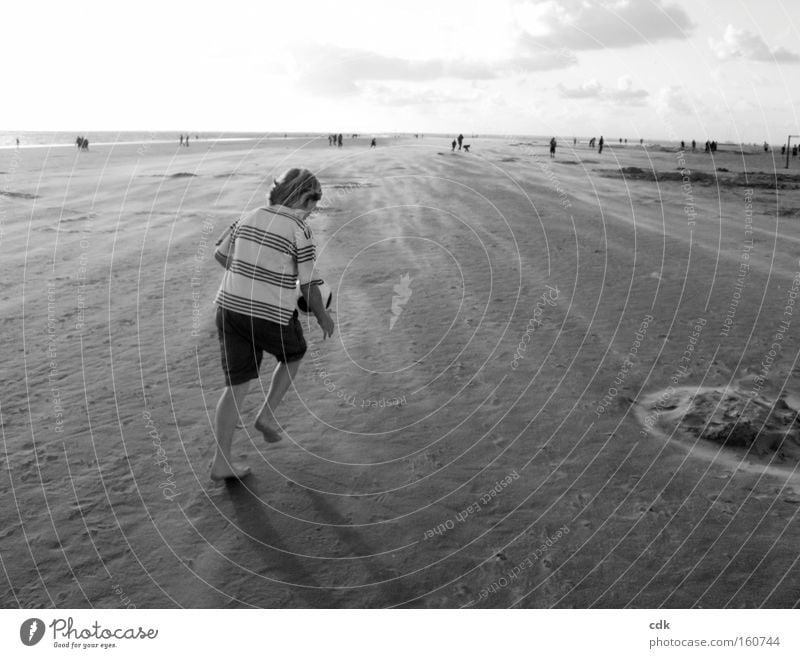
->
<box><xmin>5</xmin><ymin>0</ymin><xmax>800</xmax><ymax>142</ymax></box>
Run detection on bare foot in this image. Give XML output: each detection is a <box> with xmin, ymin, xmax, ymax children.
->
<box><xmin>254</xmin><ymin>418</ymin><xmax>283</xmax><ymax>443</ymax></box>
<box><xmin>209</xmin><ymin>460</ymin><xmax>252</xmax><ymax>481</ymax></box>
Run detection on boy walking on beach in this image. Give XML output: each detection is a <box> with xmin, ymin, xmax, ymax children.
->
<box><xmin>210</xmin><ymin>168</ymin><xmax>335</xmax><ymax>481</ymax></box>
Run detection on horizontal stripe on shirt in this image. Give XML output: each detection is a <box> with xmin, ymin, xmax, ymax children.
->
<box><xmin>214</xmin><ymin>205</ymin><xmax>320</xmax><ymax>324</ymax></box>
<box><xmin>229</xmin><ymin>259</ymin><xmax>297</xmax><ymax>288</ymax></box>
<box><xmin>235</xmin><ymin>225</ymin><xmax>295</xmax><ymax>254</ymax></box>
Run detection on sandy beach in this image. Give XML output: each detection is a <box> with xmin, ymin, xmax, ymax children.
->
<box><xmin>2</xmin><ymin>134</ymin><xmax>800</xmax><ymax>608</ymax></box>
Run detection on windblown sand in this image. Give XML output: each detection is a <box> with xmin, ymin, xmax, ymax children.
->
<box><xmin>2</xmin><ymin>136</ymin><xmax>800</xmax><ymax>608</ymax></box>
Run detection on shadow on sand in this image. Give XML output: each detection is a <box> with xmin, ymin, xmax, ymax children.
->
<box><xmin>225</xmin><ymin>478</ymin><xmax>340</xmax><ymax>607</ymax></box>
<box><xmin>301</xmin><ymin>489</ymin><xmax>427</xmax><ymax>608</ymax></box>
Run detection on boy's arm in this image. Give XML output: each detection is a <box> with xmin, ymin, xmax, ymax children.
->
<box><xmin>300</xmin><ymin>283</ymin><xmax>335</xmax><ymax>339</ymax></box>
<box><xmin>214</xmin><ymin>222</ymin><xmax>238</xmax><ymax>269</ymax></box>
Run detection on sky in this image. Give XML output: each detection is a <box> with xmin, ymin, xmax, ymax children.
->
<box><xmin>4</xmin><ymin>0</ymin><xmax>800</xmax><ymax>142</ymax></box>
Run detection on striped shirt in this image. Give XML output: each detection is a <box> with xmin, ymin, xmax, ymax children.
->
<box><xmin>214</xmin><ymin>205</ymin><xmax>322</xmax><ymax>325</ymax></box>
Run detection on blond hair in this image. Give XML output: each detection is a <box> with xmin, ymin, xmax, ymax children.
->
<box><xmin>269</xmin><ymin>168</ymin><xmax>321</xmax><ymax>208</ymax></box>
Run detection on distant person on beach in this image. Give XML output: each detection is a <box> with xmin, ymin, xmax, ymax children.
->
<box><xmin>782</xmin><ymin>145</ymin><xmax>787</xmax><ymax>155</ymax></box>
<box><xmin>337</xmin><ymin>133</ymin><xmax>343</xmax><ymax>147</ymax></box>
<box><xmin>16</xmin><ymin>138</ymin><xmax>19</xmax><ymax>148</ymax></box>
<box><xmin>457</xmin><ymin>134</ymin><xmax>463</xmax><ymax>151</ymax></box>
<box><xmin>451</xmin><ymin>139</ymin><xmax>457</xmax><ymax>151</ymax></box>
<box><xmin>180</xmin><ymin>134</ymin><xmax>184</xmax><ymax>146</ymax></box>
<box><xmin>549</xmin><ymin>137</ymin><xmax>557</xmax><ymax>158</ymax></box>
<box><xmin>692</xmin><ymin>140</ymin><xmax>696</xmax><ymax>152</ymax></box>
<box><xmin>210</xmin><ymin>168</ymin><xmax>334</xmax><ymax>481</ymax></box>
<box><xmin>640</xmin><ymin>138</ymin><xmax>643</xmax><ymax>145</ymax></box>
<box><xmin>598</xmin><ymin>136</ymin><xmax>604</xmax><ymax>154</ymax></box>
<box><xmin>186</xmin><ymin>134</ymin><xmax>190</xmax><ymax>147</ymax></box>
<box><xmin>370</xmin><ymin>138</ymin><xmax>376</xmax><ymax>148</ymax></box>
<box><xmin>681</xmin><ymin>140</ymin><xmax>685</xmax><ymax>150</ymax></box>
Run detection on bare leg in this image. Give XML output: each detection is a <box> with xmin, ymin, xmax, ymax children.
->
<box><xmin>211</xmin><ymin>381</ymin><xmax>252</xmax><ymax>480</ymax></box>
<box><xmin>254</xmin><ymin>359</ymin><xmax>301</xmax><ymax>442</ymax></box>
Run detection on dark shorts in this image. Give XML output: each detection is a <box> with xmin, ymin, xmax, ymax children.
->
<box><xmin>216</xmin><ymin>306</ymin><xmax>307</xmax><ymax>386</ymax></box>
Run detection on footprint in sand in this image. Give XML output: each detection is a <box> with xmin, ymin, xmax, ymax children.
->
<box><xmin>408</xmin><ymin>450</ymin><xmax>442</xmax><ymax>480</ymax></box>
<box><xmin>490</xmin><ymin>433</ymin><xmax>509</xmax><ymax>447</ymax></box>
<box><xmin>493</xmin><ymin>551</ymin><xmax>508</xmax><ymax>563</ymax></box>
<box><xmin>570</xmin><ymin>491</ymin><xmax>593</xmax><ymax>513</ymax></box>
<box><xmin>67</xmin><ymin>500</ymin><xmax>99</xmax><ymax>522</ymax></box>
<box><xmin>708</xmin><ymin>494</ymin><xmax>738</xmax><ymax>515</ymax></box>
<box><xmin>54</xmin><ymin>590</ymin><xmax>72</xmax><ymax>606</ymax></box>
<box><xmin>783</xmin><ymin>491</ymin><xmax>800</xmax><ymax>504</ymax></box>
<box><xmin>0</xmin><ymin>525</ymin><xmax>19</xmax><ymax>541</ymax></box>
<box><xmin>614</xmin><ymin>502</ymin><xmax>649</xmax><ymax>521</ymax></box>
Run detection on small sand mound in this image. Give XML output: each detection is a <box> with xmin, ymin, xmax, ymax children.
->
<box><xmin>684</xmin><ymin>388</ymin><xmax>800</xmax><ymax>460</ymax></box>
<box><xmin>603</xmin><ymin>168</ymin><xmax>800</xmax><ymax>190</ymax></box>
<box><xmin>620</xmin><ymin>166</ymin><xmax>646</xmax><ymax>175</ymax></box>
<box><xmin>328</xmin><ymin>181</ymin><xmax>376</xmax><ymax>189</ymax></box>
<box><xmin>0</xmin><ymin>190</ymin><xmax>38</xmax><ymax>199</ymax></box>
<box><xmin>614</xmin><ymin>167</ymin><xmax>719</xmax><ymax>185</ymax></box>
<box><xmin>635</xmin><ymin>383</ymin><xmax>800</xmax><ymax>482</ymax></box>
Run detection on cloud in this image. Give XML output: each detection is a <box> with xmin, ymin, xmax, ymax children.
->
<box><xmin>559</xmin><ymin>79</ymin><xmax>602</xmax><ymax>98</ymax></box>
<box><xmin>364</xmin><ymin>84</ymin><xmax>483</xmax><ymax>107</ymax></box>
<box><xmin>710</xmin><ymin>25</ymin><xmax>800</xmax><ymax>63</ymax></box>
<box><xmin>293</xmin><ymin>42</ymin><xmax>576</xmax><ymax>96</ymax></box>
<box><xmin>558</xmin><ymin>76</ymin><xmax>648</xmax><ymax>103</ymax></box>
<box><xmin>612</xmin><ymin>74</ymin><xmax>648</xmax><ymax>100</ymax></box>
<box><xmin>514</xmin><ymin>0</ymin><xmax>693</xmax><ymax>50</ymax></box>
<box><xmin>655</xmin><ymin>85</ymin><xmax>692</xmax><ymax>115</ymax></box>
<box><xmin>507</xmin><ymin>46</ymin><xmax>579</xmax><ymax>74</ymax></box>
